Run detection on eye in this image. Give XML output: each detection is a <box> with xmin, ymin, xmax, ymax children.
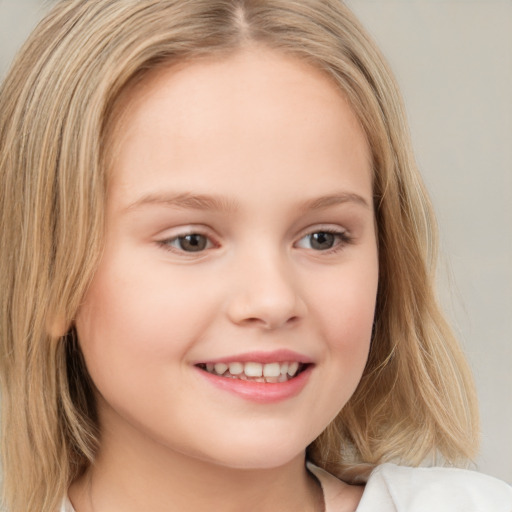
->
<box><xmin>295</xmin><ymin>230</ymin><xmax>350</xmax><ymax>251</ymax></box>
<box><xmin>160</xmin><ymin>233</ymin><xmax>213</xmax><ymax>253</ymax></box>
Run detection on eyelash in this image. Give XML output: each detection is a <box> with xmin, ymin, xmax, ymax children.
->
<box><xmin>156</xmin><ymin>228</ymin><xmax>353</xmax><ymax>255</ymax></box>
<box><xmin>294</xmin><ymin>229</ymin><xmax>353</xmax><ymax>254</ymax></box>
<box><xmin>157</xmin><ymin>231</ymin><xmax>216</xmax><ymax>254</ymax></box>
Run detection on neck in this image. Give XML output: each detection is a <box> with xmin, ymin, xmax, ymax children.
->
<box><xmin>68</xmin><ymin>416</ymin><xmax>323</xmax><ymax>512</ymax></box>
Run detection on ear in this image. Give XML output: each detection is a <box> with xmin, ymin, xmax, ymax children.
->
<box><xmin>48</xmin><ymin>315</ymin><xmax>70</xmax><ymax>338</ymax></box>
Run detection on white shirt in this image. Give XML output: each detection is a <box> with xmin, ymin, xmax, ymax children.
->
<box><xmin>310</xmin><ymin>463</ymin><xmax>512</xmax><ymax>511</ymax></box>
<box><xmin>61</xmin><ymin>463</ymin><xmax>512</xmax><ymax>511</ymax></box>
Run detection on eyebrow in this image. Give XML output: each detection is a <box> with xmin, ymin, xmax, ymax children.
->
<box><xmin>297</xmin><ymin>192</ymin><xmax>370</xmax><ymax>212</ymax></box>
<box><xmin>125</xmin><ymin>192</ymin><xmax>239</xmax><ymax>213</ymax></box>
<box><xmin>124</xmin><ymin>191</ymin><xmax>370</xmax><ymax>213</ymax></box>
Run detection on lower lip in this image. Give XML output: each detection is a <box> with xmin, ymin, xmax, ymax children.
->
<box><xmin>195</xmin><ymin>365</ymin><xmax>313</xmax><ymax>404</ymax></box>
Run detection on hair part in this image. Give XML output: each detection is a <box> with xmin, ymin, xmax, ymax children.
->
<box><xmin>0</xmin><ymin>1</ymin><xmax>479</xmax><ymax>510</ymax></box>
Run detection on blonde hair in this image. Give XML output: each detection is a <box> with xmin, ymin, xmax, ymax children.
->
<box><xmin>0</xmin><ymin>1</ymin><xmax>479</xmax><ymax>510</ymax></box>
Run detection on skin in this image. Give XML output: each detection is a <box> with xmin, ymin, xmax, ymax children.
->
<box><xmin>69</xmin><ymin>47</ymin><xmax>378</xmax><ymax>512</ymax></box>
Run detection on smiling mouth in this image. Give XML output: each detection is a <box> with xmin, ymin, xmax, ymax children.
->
<box><xmin>196</xmin><ymin>361</ymin><xmax>309</xmax><ymax>383</ymax></box>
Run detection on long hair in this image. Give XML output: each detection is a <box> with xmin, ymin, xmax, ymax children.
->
<box><xmin>0</xmin><ymin>1</ymin><xmax>479</xmax><ymax>510</ymax></box>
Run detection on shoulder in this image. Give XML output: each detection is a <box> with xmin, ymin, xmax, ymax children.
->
<box><xmin>358</xmin><ymin>463</ymin><xmax>512</xmax><ymax>512</ymax></box>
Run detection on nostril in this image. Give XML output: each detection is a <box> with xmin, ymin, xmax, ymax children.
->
<box><xmin>225</xmin><ymin>282</ymin><xmax>306</xmax><ymax>329</ymax></box>
<box><xmin>242</xmin><ymin>314</ymin><xmax>300</xmax><ymax>329</ymax></box>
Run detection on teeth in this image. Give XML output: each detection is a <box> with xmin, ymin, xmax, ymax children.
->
<box><xmin>287</xmin><ymin>362</ymin><xmax>299</xmax><ymax>376</ymax></box>
<box><xmin>263</xmin><ymin>362</ymin><xmax>281</xmax><ymax>378</ymax></box>
<box><xmin>244</xmin><ymin>362</ymin><xmax>263</xmax><ymax>377</ymax></box>
<box><xmin>201</xmin><ymin>361</ymin><xmax>305</xmax><ymax>382</ymax></box>
<box><xmin>228</xmin><ymin>362</ymin><xmax>244</xmax><ymax>375</ymax></box>
<box><xmin>214</xmin><ymin>363</ymin><xmax>228</xmax><ymax>375</ymax></box>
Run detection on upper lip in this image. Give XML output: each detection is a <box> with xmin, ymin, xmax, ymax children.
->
<box><xmin>193</xmin><ymin>349</ymin><xmax>314</xmax><ymax>365</ymax></box>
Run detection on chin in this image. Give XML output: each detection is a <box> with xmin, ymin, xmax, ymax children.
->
<box><xmin>197</xmin><ymin>438</ymin><xmax>308</xmax><ymax>471</ymax></box>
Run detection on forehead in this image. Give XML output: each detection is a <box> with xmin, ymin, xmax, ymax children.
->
<box><xmin>106</xmin><ymin>47</ymin><xmax>372</xmax><ymax>207</ymax></box>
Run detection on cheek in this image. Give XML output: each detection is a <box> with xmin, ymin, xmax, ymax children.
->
<box><xmin>316</xmin><ymin>260</ymin><xmax>378</xmax><ymax>343</ymax></box>
<box><xmin>313</xmin><ymin>257</ymin><xmax>378</xmax><ymax>388</ymax></box>
<box><xmin>73</xmin><ymin>266</ymin><xmax>202</xmax><ymax>435</ymax></box>
<box><xmin>299</xmin><ymin>260</ymin><xmax>377</xmax><ymax>438</ymax></box>
<box><xmin>74</xmin><ymin>258</ymin><xmax>205</xmax><ymax>384</ymax></box>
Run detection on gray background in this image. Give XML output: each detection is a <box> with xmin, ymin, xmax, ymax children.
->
<box><xmin>1</xmin><ymin>0</ymin><xmax>511</xmax><ymax>484</ymax></box>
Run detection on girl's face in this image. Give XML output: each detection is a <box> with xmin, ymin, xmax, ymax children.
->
<box><xmin>75</xmin><ymin>48</ymin><xmax>378</xmax><ymax>469</ymax></box>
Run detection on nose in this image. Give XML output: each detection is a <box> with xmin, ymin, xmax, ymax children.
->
<box><xmin>225</xmin><ymin>251</ymin><xmax>306</xmax><ymax>330</ymax></box>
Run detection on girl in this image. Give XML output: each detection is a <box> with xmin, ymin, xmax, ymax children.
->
<box><xmin>0</xmin><ymin>1</ymin><xmax>510</xmax><ymax>511</ymax></box>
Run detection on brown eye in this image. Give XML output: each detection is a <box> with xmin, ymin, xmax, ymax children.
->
<box><xmin>176</xmin><ymin>234</ymin><xmax>208</xmax><ymax>252</ymax></box>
